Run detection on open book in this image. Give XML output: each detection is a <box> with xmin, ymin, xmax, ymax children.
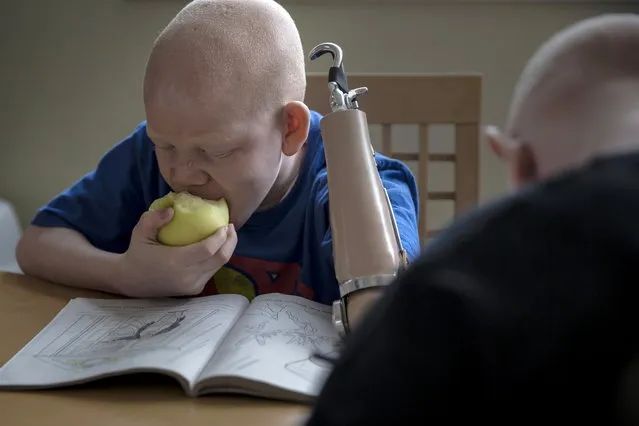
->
<box><xmin>0</xmin><ymin>293</ymin><xmax>340</xmax><ymax>403</ymax></box>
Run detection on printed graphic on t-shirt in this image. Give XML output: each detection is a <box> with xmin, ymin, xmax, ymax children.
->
<box><xmin>200</xmin><ymin>254</ymin><xmax>314</xmax><ymax>301</ymax></box>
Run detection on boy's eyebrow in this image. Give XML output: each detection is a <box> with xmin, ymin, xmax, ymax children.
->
<box><xmin>146</xmin><ymin>123</ymin><xmax>247</xmax><ymax>148</ymax></box>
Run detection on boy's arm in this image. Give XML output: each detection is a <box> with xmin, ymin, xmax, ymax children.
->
<box><xmin>16</xmin><ymin>125</ymin><xmax>149</xmax><ymax>293</ymax></box>
<box><xmin>315</xmin><ymin>154</ymin><xmax>421</xmax><ymax>329</ymax></box>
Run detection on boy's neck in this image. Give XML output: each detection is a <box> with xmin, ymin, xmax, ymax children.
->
<box><xmin>258</xmin><ymin>145</ymin><xmax>306</xmax><ymax>210</ymax></box>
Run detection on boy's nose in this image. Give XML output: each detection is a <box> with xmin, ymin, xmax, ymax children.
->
<box><xmin>171</xmin><ymin>161</ymin><xmax>210</xmax><ymax>187</ymax></box>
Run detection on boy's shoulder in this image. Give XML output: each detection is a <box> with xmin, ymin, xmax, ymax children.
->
<box><xmin>30</xmin><ymin>120</ymin><xmax>165</xmax><ymax>254</ymax></box>
<box><xmin>90</xmin><ymin>120</ymin><xmax>158</xmax><ymax>180</ymax></box>
<box><xmin>303</xmin><ymin>110</ymin><xmax>418</xmax><ymax>192</ymax></box>
<box><xmin>118</xmin><ymin>120</ymin><xmax>156</xmax><ymax>162</ymax></box>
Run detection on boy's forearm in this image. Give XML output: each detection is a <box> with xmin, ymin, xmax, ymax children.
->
<box><xmin>16</xmin><ymin>226</ymin><xmax>125</xmax><ymax>295</ymax></box>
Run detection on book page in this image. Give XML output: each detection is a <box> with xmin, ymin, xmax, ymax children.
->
<box><xmin>0</xmin><ymin>294</ymin><xmax>248</xmax><ymax>390</ymax></box>
<box><xmin>197</xmin><ymin>293</ymin><xmax>340</xmax><ymax>396</ymax></box>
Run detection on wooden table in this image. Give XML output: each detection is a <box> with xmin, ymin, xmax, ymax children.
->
<box><xmin>0</xmin><ymin>272</ymin><xmax>309</xmax><ymax>426</ymax></box>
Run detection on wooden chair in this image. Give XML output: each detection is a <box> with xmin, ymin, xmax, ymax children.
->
<box><xmin>304</xmin><ymin>73</ymin><xmax>482</xmax><ymax>244</ymax></box>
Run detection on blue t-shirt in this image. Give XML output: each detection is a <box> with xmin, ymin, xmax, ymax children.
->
<box><xmin>32</xmin><ymin>111</ymin><xmax>421</xmax><ymax>305</ymax></box>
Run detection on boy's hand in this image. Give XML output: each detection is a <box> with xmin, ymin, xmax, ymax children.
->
<box><xmin>116</xmin><ymin>208</ymin><xmax>237</xmax><ymax>298</ymax></box>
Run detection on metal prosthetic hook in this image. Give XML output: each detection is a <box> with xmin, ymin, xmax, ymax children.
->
<box><xmin>309</xmin><ymin>43</ymin><xmax>369</xmax><ymax>112</ymax></box>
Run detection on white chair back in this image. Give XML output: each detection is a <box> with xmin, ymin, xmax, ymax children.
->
<box><xmin>0</xmin><ymin>198</ymin><xmax>23</xmax><ymax>274</ymax></box>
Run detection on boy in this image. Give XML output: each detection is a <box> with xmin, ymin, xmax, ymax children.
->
<box><xmin>16</xmin><ymin>0</ymin><xmax>421</xmax><ymax>326</ymax></box>
<box><xmin>306</xmin><ymin>13</ymin><xmax>639</xmax><ymax>425</ymax></box>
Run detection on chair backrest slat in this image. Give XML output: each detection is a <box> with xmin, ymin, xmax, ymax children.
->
<box><xmin>305</xmin><ymin>73</ymin><xmax>482</xmax><ymax>245</ymax></box>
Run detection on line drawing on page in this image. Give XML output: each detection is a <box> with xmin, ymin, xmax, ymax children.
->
<box><xmin>245</xmin><ymin>302</ymin><xmax>288</xmax><ymax>320</ymax></box>
<box><xmin>33</xmin><ymin>304</ymin><xmax>235</xmax><ymax>371</ymax></box>
<box><xmin>249</xmin><ymin>299</ymin><xmax>331</xmax><ymax>320</ymax></box>
<box><xmin>108</xmin><ymin>310</ymin><xmax>187</xmax><ymax>341</ymax></box>
<box><xmin>234</xmin><ymin>320</ymin><xmax>282</xmax><ymax>347</ymax></box>
<box><xmin>281</xmin><ymin>309</ymin><xmax>334</xmax><ymax>351</ymax></box>
<box><xmin>234</xmin><ymin>306</ymin><xmax>337</xmax><ymax>352</ymax></box>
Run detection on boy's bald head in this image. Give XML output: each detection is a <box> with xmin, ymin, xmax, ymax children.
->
<box><xmin>490</xmin><ymin>14</ymin><xmax>639</xmax><ymax>183</ymax></box>
<box><xmin>143</xmin><ymin>0</ymin><xmax>306</xmax><ymax>122</ymax></box>
<box><xmin>141</xmin><ymin>0</ymin><xmax>312</xmax><ymax>230</ymax></box>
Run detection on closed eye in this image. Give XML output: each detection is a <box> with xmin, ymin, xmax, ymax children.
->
<box><xmin>201</xmin><ymin>148</ymin><xmax>236</xmax><ymax>159</ymax></box>
<box><xmin>214</xmin><ymin>149</ymin><xmax>235</xmax><ymax>159</ymax></box>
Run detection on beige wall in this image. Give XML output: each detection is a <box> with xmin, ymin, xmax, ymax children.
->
<box><xmin>1</xmin><ymin>0</ymin><xmax>636</xmax><ymax>230</ymax></box>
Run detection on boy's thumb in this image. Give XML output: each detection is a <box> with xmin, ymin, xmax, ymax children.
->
<box><xmin>135</xmin><ymin>208</ymin><xmax>173</xmax><ymax>241</ymax></box>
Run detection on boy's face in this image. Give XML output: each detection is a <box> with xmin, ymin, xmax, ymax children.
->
<box><xmin>145</xmin><ymin>102</ymin><xmax>287</xmax><ymax>229</ymax></box>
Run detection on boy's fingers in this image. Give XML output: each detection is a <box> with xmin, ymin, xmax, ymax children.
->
<box><xmin>199</xmin><ymin>225</ymin><xmax>238</xmax><ymax>271</ymax></box>
<box><xmin>177</xmin><ymin>225</ymin><xmax>230</xmax><ymax>264</ymax></box>
<box><xmin>190</xmin><ymin>224</ymin><xmax>237</xmax><ymax>270</ymax></box>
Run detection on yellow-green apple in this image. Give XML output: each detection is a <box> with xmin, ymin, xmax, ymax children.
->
<box><xmin>148</xmin><ymin>191</ymin><xmax>229</xmax><ymax>246</ymax></box>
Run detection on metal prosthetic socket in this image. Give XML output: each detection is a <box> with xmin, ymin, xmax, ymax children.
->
<box><xmin>309</xmin><ymin>43</ymin><xmax>408</xmax><ymax>335</ymax></box>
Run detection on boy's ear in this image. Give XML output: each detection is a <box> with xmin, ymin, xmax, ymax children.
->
<box><xmin>484</xmin><ymin>125</ymin><xmax>538</xmax><ymax>188</ymax></box>
<box><xmin>282</xmin><ymin>101</ymin><xmax>311</xmax><ymax>156</ymax></box>
<box><xmin>485</xmin><ymin>125</ymin><xmax>516</xmax><ymax>163</ymax></box>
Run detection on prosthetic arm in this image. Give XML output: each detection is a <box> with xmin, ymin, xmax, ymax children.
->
<box><xmin>309</xmin><ymin>43</ymin><xmax>409</xmax><ymax>335</ymax></box>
